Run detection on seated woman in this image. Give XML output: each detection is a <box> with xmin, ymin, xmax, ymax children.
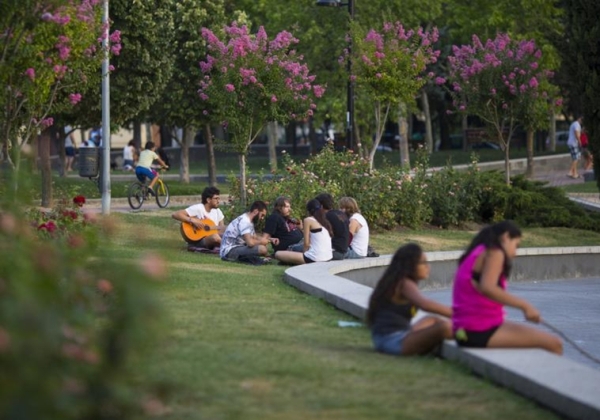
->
<box><xmin>367</xmin><ymin>243</ymin><xmax>452</xmax><ymax>356</ymax></box>
<box><xmin>452</xmin><ymin>220</ymin><xmax>562</xmax><ymax>354</ymax></box>
<box><xmin>338</xmin><ymin>196</ymin><xmax>369</xmax><ymax>259</ymax></box>
<box><xmin>273</xmin><ymin>199</ymin><xmax>332</xmax><ymax>265</ymax></box>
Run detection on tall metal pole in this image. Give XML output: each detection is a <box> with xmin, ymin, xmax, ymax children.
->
<box><xmin>101</xmin><ymin>0</ymin><xmax>111</xmax><ymax>214</ymax></box>
<box><xmin>346</xmin><ymin>0</ymin><xmax>355</xmax><ymax>150</ymax></box>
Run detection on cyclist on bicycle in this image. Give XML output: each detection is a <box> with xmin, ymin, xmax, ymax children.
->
<box><xmin>135</xmin><ymin>141</ymin><xmax>168</xmax><ymax>194</ymax></box>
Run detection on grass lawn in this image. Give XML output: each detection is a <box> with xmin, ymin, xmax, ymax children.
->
<box><xmin>561</xmin><ymin>181</ymin><xmax>600</xmax><ymax>194</ymax></box>
<box><xmin>100</xmin><ymin>210</ymin><xmax>600</xmax><ymax>419</ymax></box>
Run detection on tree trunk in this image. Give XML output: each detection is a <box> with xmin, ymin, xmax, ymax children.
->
<box><xmin>548</xmin><ymin>111</ymin><xmax>556</xmax><ymax>152</ymax></box>
<box><xmin>525</xmin><ymin>129</ymin><xmax>534</xmax><ymax>178</ymax></box>
<box><xmin>462</xmin><ymin>115</ymin><xmax>469</xmax><ymax>151</ymax></box>
<box><xmin>398</xmin><ymin>102</ymin><xmax>410</xmax><ymax>168</ymax></box>
<box><xmin>133</xmin><ymin>121</ymin><xmax>142</xmax><ymax>150</ymax></box>
<box><xmin>267</xmin><ymin>121</ymin><xmax>278</xmax><ymax>172</ymax></box>
<box><xmin>239</xmin><ymin>152</ymin><xmax>247</xmax><ymax>206</ymax></box>
<box><xmin>57</xmin><ymin>126</ymin><xmax>66</xmax><ymax>177</ymax></box>
<box><xmin>504</xmin><ymin>142</ymin><xmax>511</xmax><ymax>185</ymax></box>
<box><xmin>39</xmin><ymin>130</ymin><xmax>52</xmax><ymax>207</ymax></box>
<box><xmin>421</xmin><ymin>92</ymin><xmax>433</xmax><ymax>153</ymax></box>
<box><xmin>204</xmin><ymin>124</ymin><xmax>217</xmax><ymax>186</ymax></box>
<box><xmin>180</xmin><ymin>126</ymin><xmax>193</xmax><ymax>184</ymax></box>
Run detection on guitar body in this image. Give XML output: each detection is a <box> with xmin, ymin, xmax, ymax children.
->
<box><xmin>180</xmin><ymin>218</ymin><xmax>219</xmax><ymax>243</ymax></box>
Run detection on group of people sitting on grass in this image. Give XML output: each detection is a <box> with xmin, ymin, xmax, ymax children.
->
<box><xmin>171</xmin><ymin>189</ymin><xmax>563</xmax><ymax>357</ymax></box>
<box><xmin>171</xmin><ymin>188</ymin><xmax>371</xmax><ymax>265</ymax></box>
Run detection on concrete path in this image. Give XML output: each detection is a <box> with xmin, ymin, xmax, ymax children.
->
<box><xmin>423</xmin><ymin>278</ymin><xmax>600</xmax><ymax>370</ymax></box>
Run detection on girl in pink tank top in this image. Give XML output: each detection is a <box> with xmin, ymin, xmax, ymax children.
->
<box><xmin>451</xmin><ymin>221</ymin><xmax>563</xmax><ymax>354</ymax></box>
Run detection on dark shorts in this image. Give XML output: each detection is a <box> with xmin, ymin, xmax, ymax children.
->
<box><xmin>303</xmin><ymin>254</ymin><xmax>315</xmax><ymax>264</ymax></box>
<box><xmin>454</xmin><ymin>325</ymin><xmax>501</xmax><ymax>348</ymax></box>
<box><xmin>65</xmin><ymin>146</ymin><xmax>75</xmax><ymax>157</ymax></box>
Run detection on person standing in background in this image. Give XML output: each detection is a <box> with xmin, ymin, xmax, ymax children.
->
<box><xmin>123</xmin><ymin>140</ymin><xmax>136</xmax><ymax>171</ymax></box>
<box><xmin>567</xmin><ymin>116</ymin><xmax>583</xmax><ymax>179</ymax></box>
<box><xmin>64</xmin><ymin>126</ymin><xmax>76</xmax><ymax>172</ymax></box>
<box><xmin>580</xmin><ymin>128</ymin><xmax>593</xmax><ymax>171</ymax></box>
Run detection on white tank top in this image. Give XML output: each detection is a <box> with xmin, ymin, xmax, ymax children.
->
<box><xmin>303</xmin><ymin>217</ymin><xmax>333</xmax><ymax>262</ymax></box>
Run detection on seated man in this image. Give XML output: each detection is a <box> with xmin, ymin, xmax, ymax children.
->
<box><xmin>339</xmin><ymin>196</ymin><xmax>370</xmax><ymax>259</ymax></box>
<box><xmin>220</xmin><ymin>201</ymin><xmax>277</xmax><ymax>262</ymax></box>
<box><xmin>171</xmin><ymin>186</ymin><xmax>224</xmax><ymax>249</ymax></box>
<box><xmin>263</xmin><ymin>196</ymin><xmax>303</xmax><ymax>253</ymax></box>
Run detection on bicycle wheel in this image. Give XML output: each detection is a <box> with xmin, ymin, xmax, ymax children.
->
<box><xmin>155</xmin><ymin>180</ymin><xmax>170</xmax><ymax>208</ymax></box>
<box><xmin>127</xmin><ymin>182</ymin><xmax>145</xmax><ymax>210</ymax></box>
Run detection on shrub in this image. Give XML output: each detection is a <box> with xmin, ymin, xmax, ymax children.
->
<box><xmin>0</xmin><ymin>196</ymin><xmax>164</xmax><ymax>419</ymax></box>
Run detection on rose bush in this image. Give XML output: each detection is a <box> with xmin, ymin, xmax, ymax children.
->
<box><xmin>0</xmin><ymin>196</ymin><xmax>165</xmax><ymax>419</ymax></box>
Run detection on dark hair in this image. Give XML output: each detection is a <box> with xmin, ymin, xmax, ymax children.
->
<box><xmin>315</xmin><ymin>193</ymin><xmax>335</xmax><ymax>210</ymax></box>
<box><xmin>128</xmin><ymin>139</ymin><xmax>135</xmax><ymax>147</ymax></box>
<box><xmin>306</xmin><ymin>199</ymin><xmax>333</xmax><ymax>236</ymax></box>
<box><xmin>273</xmin><ymin>196</ymin><xmax>290</xmax><ymax>214</ymax></box>
<box><xmin>249</xmin><ymin>200</ymin><xmax>267</xmax><ymax>213</ymax></box>
<box><xmin>145</xmin><ymin>141</ymin><xmax>155</xmax><ymax>150</ymax></box>
<box><xmin>366</xmin><ymin>243</ymin><xmax>423</xmax><ymax>326</ymax></box>
<box><xmin>459</xmin><ymin>220</ymin><xmax>522</xmax><ymax>276</ymax></box>
<box><xmin>202</xmin><ymin>186</ymin><xmax>220</xmax><ymax>204</ymax></box>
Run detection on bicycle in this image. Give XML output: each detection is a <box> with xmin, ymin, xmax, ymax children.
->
<box><xmin>127</xmin><ymin>168</ymin><xmax>170</xmax><ymax>210</ymax></box>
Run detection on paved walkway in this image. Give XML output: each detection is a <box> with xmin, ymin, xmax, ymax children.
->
<box><xmin>423</xmin><ymin>278</ymin><xmax>600</xmax><ymax>370</ymax></box>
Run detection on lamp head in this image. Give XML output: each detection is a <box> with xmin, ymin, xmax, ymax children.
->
<box><xmin>316</xmin><ymin>0</ymin><xmax>341</xmax><ymax>6</ymax></box>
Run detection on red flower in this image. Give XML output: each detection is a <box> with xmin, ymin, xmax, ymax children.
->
<box><xmin>38</xmin><ymin>221</ymin><xmax>57</xmax><ymax>233</ymax></box>
<box><xmin>73</xmin><ymin>195</ymin><xmax>86</xmax><ymax>207</ymax></box>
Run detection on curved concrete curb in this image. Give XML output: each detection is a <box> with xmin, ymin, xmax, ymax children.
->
<box><xmin>283</xmin><ymin>247</ymin><xmax>600</xmax><ymax>420</ymax></box>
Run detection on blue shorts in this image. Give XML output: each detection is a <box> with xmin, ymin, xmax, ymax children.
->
<box><xmin>372</xmin><ymin>330</ymin><xmax>409</xmax><ymax>355</ymax></box>
<box><xmin>135</xmin><ymin>166</ymin><xmax>156</xmax><ymax>183</ymax></box>
<box><xmin>569</xmin><ymin>146</ymin><xmax>581</xmax><ymax>161</ymax></box>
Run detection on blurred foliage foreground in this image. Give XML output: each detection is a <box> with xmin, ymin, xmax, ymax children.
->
<box><xmin>0</xmin><ymin>181</ymin><xmax>166</xmax><ymax>419</ymax></box>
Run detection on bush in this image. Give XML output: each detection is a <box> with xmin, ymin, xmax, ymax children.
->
<box><xmin>0</xmin><ymin>194</ymin><xmax>164</xmax><ymax>419</ymax></box>
<box><xmin>225</xmin><ymin>147</ymin><xmax>600</xmax><ymax>233</ymax></box>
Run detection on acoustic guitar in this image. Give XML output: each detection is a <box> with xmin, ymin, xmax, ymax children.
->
<box><xmin>180</xmin><ymin>217</ymin><xmax>219</xmax><ymax>243</ymax></box>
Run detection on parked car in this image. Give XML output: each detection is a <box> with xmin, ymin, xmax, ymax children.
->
<box><xmin>546</xmin><ymin>131</ymin><xmax>569</xmax><ymax>146</ymax></box>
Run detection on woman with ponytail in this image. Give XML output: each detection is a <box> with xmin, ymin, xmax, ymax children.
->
<box><xmin>273</xmin><ymin>199</ymin><xmax>333</xmax><ymax>265</ymax></box>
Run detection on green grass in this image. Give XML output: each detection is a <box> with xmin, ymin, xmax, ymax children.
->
<box><xmin>98</xmin><ymin>210</ymin><xmax>595</xmax><ymax>419</ymax></box>
<box><xmin>560</xmin><ymin>181</ymin><xmax>600</xmax><ymax>194</ymax></box>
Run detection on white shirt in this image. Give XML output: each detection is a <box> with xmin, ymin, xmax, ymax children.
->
<box><xmin>185</xmin><ymin>204</ymin><xmax>224</xmax><ymax>226</ymax></box>
<box><xmin>303</xmin><ymin>217</ymin><xmax>333</xmax><ymax>262</ymax></box>
<box><xmin>220</xmin><ymin>213</ymin><xmax>255</xmax><ymax>258</ymax></box>
<box><xmin>65</xmin><ymin>126</ymin><xmax>75</xmax><ymax>147</ymax></box>
<box><xmin>123</xmin><ymin>145</ymin><xmax>134</xmax><ymax>161</ymax></box>
<box><xmin>349</xmin><ymin>213</ymin><xmax>369</xmax><ymax>257</ymax></box>
<box><xmin>568</xmin><ymin>120</ymin><xmax>581</xmax><ymax>147</ymax></box>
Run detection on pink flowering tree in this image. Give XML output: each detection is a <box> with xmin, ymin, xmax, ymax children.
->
<box><xmin>0</xmin><ymin>0</ymin><xmax>119</xmax><ymax>174</ymax></box>
<box><xmin>198</xmin><ymin>22</ymin><xmax>325</xmax><ymax>204</ymax></box>
<box><xmin>345</xmin><ymin>21</ymin><xmax>440</xmax><ymax>170</ymax></box>
<box><xmin>442</xmin><ymin>33</ymin><xmax>559</xmax><ymax>184</ymax></box>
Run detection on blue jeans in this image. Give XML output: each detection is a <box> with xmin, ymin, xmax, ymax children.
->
<box><xmin>372</xmin><ymin>330</ymin><xmax>409</xmax><ymax>355</ymax></box>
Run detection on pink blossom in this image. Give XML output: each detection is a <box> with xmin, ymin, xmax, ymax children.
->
<box><xmin>24</xmin><ymin>68</ymin><xmax>35</xmax><ymax>81</ymax></box>
<box><xmin>435</xmin><ymin>77</ymin><xmax>446</xmax><ymax>85</ymax></box>
<box><xmin>271</xmin><ymin>95</ymin><xmax>277</xmax><ymax>103</ymax></box>
<box><xmin>529</xmin><ymin>77</ymin><xmax>538</xmax><ymax>88</ymax></box>
<box><xmin>69</xmin><ymin>93</ymin><xmax>82</xmax><ymax>105</ymax></box>
<box><xmin>555</xmin><ymin>98</ymin><xmax>563</xmax><ymax>107</ymax></box>
<box><xmin>225</xmin><ymin>84</ymin><xmax>235</xmax><ymax>92</ymax></box>
<box><xmin>376</xmin><ymin>73</ymin><xmax>382</xmax><ymax>78</ymax></box>
<box><xmin>108</xmin><ymin>65</ymin><xmax>115</xmax><ymax>71</ymax></box>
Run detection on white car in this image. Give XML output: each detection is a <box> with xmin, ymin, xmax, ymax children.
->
<box><xmin>546</xmin><ymin>131</ymin><xmax>569</xmax><ymax>146</ymax></box>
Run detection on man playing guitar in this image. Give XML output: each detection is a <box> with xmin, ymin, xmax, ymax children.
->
<box><xmin>171</xmin><ymin>186</ymin><xmax>225</xmax><ymax>249</ymax></box>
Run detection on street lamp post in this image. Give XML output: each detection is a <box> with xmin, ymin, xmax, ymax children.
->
<box><xmin>316</xmin><ymin>0</ymin><xmax>355</xmax><ymax>150</ymax></box>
